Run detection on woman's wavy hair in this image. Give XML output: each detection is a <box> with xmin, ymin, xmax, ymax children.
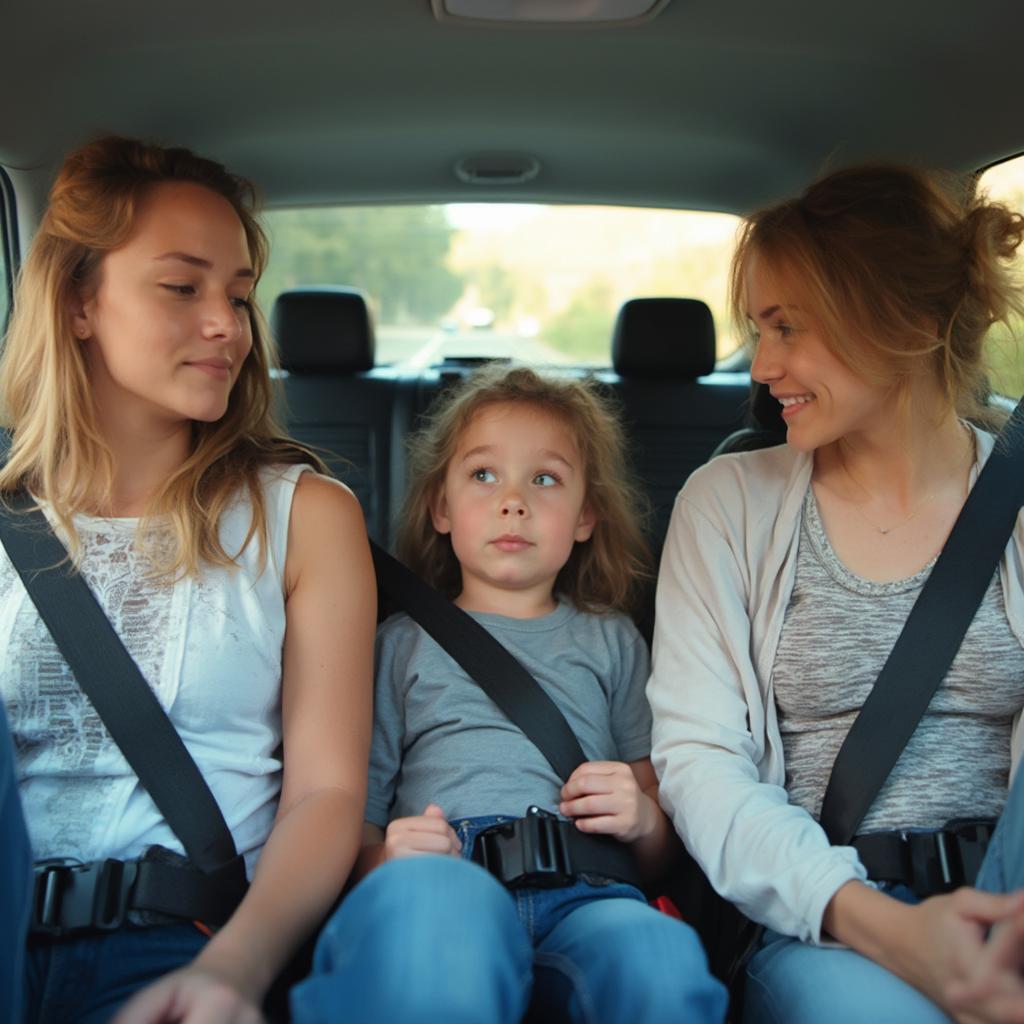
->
<box><xmin>0</xmin><ymin>135</ymin><xmax>324</xmax><ymax>578</ymax></box>
<box><xmin>730</xmin><ymin>163</ymin><xmax>1024</xmax><ymax>428</ymax></box>
<box><xmin>396</xmin><ymin>365</ymin><xmax>651</xmax><ymax>616</ymax></box>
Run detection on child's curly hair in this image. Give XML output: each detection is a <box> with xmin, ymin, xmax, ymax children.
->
<box><xmin>396</xmin><ymin>365</ymin><xmax>651</xmax><ymax>616</ymax></box>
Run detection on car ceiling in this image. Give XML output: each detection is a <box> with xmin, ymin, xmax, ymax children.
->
<box><xmin>2</xmin><ymin>0</ymin><xmax>1022</xmax><ymax>214</ymax></box>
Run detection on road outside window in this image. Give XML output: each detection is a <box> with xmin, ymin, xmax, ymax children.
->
<box><xmin>259</xmin><ymin>204</ymin><xmax>740</xmax><ymax>368</ymax></box>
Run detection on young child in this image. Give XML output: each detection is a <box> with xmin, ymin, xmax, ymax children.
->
<box><xmin>290</xmin><ymin>366</ymin><xmax>727</xmax><ymax>1024</ymax></box>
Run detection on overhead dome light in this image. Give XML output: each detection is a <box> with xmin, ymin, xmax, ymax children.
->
<box><xmin>432</xmin><ymin>0</ymin><xmax>670</xmax><ymax>27</ymax></box>
<box><xmin>454</xmin><ymin>153</ymin><xmax>541</xmax><ymax>186</ymax></box>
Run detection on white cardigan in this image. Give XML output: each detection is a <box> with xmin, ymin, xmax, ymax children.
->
<box><xmin>647</xmin><ymin>430</ymin><xmax>1024</xmax><ymax>943</ymax></box>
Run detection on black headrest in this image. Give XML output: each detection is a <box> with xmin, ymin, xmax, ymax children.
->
<box><xmin>271</xmin><ymin>286</ymin><xmax>375</xmax><ymax>373</ymax></box>
<box><xmin>750</xmin><ymin>380</ymin><xmax>785</xmax><ymax>432</ymax></box>
<box><xmin>611</xmin><ymin>298</ymin><xmax>716</xmax><ymax>379</ymax></box>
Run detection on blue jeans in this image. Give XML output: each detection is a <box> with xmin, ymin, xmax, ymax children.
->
<box><xmin>25</xmin><ymin>924</ymin><xmax>208</xmax><ymax>1024</ymax></box>
<box><xmin>292</xmin><ymin>815</ymin><xmax>728</xmax><ymax>1024</ymax></box>
<box><xmin>1</xmin><ymin>703</ymin><xmax>32</xmax><ymax>1024</ymax></box>
<box><xmin>743</xmin><ymin>769</ymin><xmax>1024</xmax><ymax>1024</ymax></box>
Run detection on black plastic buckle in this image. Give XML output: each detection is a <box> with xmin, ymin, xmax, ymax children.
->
<box><xmin>31</xmin><ymin>859</ymin><xmax>138</xmax><ymax>938</ymax></box>
<box><xmin>905</xmin><ymin>819</ymin><xmax>996</xmax><ymax>895</ymax></box>
<box><xmin>944</xmin><ymin>818</ymin><xmax>996</xmax><ymax>889</ymax></box>
<box><xmin>520</xmin><ymin>806</ymin><xmax>572</xmax><ymax>885</ymax></box>
<box><xmin>476</xmin><ymin>807</ymin><xmax>574</xmax><ymax>889</ymax></box>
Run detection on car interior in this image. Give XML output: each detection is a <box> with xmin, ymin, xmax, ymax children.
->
<box><xmin>3</xmin><ymin>0</ymin><xmax>1024</xmax><ymax>1013</ymax></box>
<box><xmin>3</xmin><ymin>0</ymin><xmax>1022</xmax><ymax>556</ymax></box>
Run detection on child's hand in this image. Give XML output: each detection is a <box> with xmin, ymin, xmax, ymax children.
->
<box><xmin>559</xmin><ymin>760</ymin><xmax>659</xmax><ymax>844</ymax></box>
<box><xmin>383</xmin><ymin>803</ymin><xmax>462</xmax><ymax>861</ymax></box>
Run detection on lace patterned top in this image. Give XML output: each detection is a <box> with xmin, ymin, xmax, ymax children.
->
<box><xmin>0</xmin><ymin>464</ymin><xmax>310</xmax><ymax>875</ymax></box>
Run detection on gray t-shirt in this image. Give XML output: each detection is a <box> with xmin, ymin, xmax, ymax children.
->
<box><xmin>366</xmin><ymin>602</ymin><xmax>652</xmax><ymax>827</ymax></box>
<box><xmin>773</xmin><ymin>486</ymin><xmax>1024</xmax><ymax>831</ymax></box>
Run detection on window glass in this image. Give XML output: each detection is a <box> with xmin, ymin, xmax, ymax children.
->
<box><xmin>977</xmin><ymin>156</ymin><xmax>1024</xmax><ymax>399</ymax></box>
<box><xmin>259</xmin><ymin>204</ymin><xmax>741</xmax><ymax>367</ymax></box>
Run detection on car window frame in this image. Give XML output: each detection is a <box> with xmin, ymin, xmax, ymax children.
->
<box><xmin>0</xmin><ymin>164</ymin><xmax>19</xmax><ymax>334</ymax></box>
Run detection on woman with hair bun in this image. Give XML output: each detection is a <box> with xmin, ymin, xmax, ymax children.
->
<box><xmin>648</xmin><ymin>165</ymin><xmax>1024</xmax><ymax>1022</ymax></box>
<box><xmin>0</xmin><ymin>136</ymin><xmax>374</xmax><ymax>1022</ymax></box>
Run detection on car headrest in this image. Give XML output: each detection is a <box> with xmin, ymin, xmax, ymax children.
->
<box><xmin>271</xmin><ymin>286</ymin><xmax>375</xmax><ymax>373</ymax></box>
<box><xmin>611</xmin><ymin>298</ymin><xmax>716</xmax><ymax>379</ymax></box>
<box><xmin>750</xmin><ymin>380</ymin><xmax>785</xmax><ymax>432</ymax></box>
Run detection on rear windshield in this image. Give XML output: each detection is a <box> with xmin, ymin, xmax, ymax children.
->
<box><xmin>258</xmin><ymin>204</ymin><xmax>741</xmax><ymax>368</ymax></box>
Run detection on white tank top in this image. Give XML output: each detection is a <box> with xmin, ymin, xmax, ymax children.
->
<box><xmin>0</xmin><ymin>463</ymin><xmax>309</xmax><ymax>875</ymax></box>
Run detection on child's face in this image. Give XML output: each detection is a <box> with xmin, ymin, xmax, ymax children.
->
<box><xmin>432</xmin><ymin>402</ymin><xmax>595</xmax><ymax>617</ymax></box>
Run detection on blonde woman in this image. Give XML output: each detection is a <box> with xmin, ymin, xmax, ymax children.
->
<box><xmin>649</xmin><ymin>165</ymin><xmax>1024</xmax><ymax>1023</ymax></box>
<box><xmin>0</xmin><ymin>137</ymin><xmax>374</xmax><ymax>1023</ymax></box>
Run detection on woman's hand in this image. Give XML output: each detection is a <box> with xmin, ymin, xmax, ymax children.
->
<box><xmin>559</xmin><ymin>760</ymin><xmax>659</xmax><ymax>843</ymax></box>
<box><xmin>826</xmin><ymin>881</ymin><xmax>1024</xmax><ymax>1023</ymax></box>
<box><xmin>946</xmin><ymin>901</ymin><xmax>1024</xmax><ymax>1024</ymax></box>
<box><xmin>111</xmin><ymin>964</ymin><xmax>264</xmax><ymax>1024</ymax></box>
<box><xmin>905</xmin><ymin>889</ymin><xmax>1024</xmax><ymax>1016</ymax></box>
<box><xmin>383</xmin><ymin>803</ymin><xmax>462</xmax><ymax>861</ymax></box>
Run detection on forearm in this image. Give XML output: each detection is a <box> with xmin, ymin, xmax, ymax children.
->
<box><xmin>351</xmin><ymin>840</ymin><xmax>386</xmax><ymax>882</ymax></box>
<box><xmin>822</xmin><ymin>880</ymin><xmax>921</xmax><ymax>984</ymax></box>
<box><xmin>192</xmin><ymin>785</ymin><xmax>364</xmax><ymax>1001</ymax></box>
<box><xmin>629</xmin><ymin>785</ymin><xmax>685</xmax><ymax>884</ymax></box>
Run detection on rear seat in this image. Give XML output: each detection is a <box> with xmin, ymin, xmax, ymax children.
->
<box><xmin>711</xmin><ymin>381</ymin><xmax>786</xmax><ymax>456</ymax></box>
<box><xmin>272</xmin><ymin>288</ymin><xmax>754</xmax><ymax>568</ymax></box>
<box><xmin>271</xmin><ymin>287</ymin><xmax>409</xmax><ymax>545</ymax></box>
<box><xmin>597</xmin><ymin>298</ymin><xmax>750</xmax><ymax>557</ymax></box>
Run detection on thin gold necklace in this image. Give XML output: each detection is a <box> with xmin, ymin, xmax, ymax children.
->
<box><xmin>838</xmin><ymin>459</ymin><xmax>937</xmax><ymax>536</ymax></box>
<box><xmin>835</xmin><ymin>421</ymin><xmax>970</xmax><ymax>536</ymax></box>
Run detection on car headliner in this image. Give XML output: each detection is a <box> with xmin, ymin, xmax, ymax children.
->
<box><xmin>2</xmin><ymin>0</ymin><xmax>1022</xmax><ymax>217</ymax></box>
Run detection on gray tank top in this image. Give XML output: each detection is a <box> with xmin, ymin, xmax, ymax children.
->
<box><xmin>772</xmin><ymin>486</ymin><xmax>1024</xmax><ymax>832</ymax></box>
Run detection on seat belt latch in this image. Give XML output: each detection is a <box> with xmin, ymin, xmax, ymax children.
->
<box><xmin>32</xmin><ymin>859</ymin><xmax>139</xmax><ymax>937</ymax></box>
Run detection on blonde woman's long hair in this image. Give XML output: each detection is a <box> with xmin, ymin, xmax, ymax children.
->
<box><xmin>397</xmin><ymin>365</ymin><xmax>651</xmax><ymax>616</ymax></box>
<box><xmin>730</xmin><ymin>163</ymin><xmax>1024</xmax><ymax>429</ymax></box>
<box><xmin>0</xmin><ymin>135</ymin><xmax>324</xmax><ymax>578</ymax></box>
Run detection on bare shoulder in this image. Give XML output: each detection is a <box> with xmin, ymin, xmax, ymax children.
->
<box><xmin>290</xmin><ymin>471</ymin><xmax>365</xmax><ymax>534</ymax></box>
<box><xmin>285</xmin><ymin>471</ymin><xmax>372</xmax><ymax>592</ymax></box>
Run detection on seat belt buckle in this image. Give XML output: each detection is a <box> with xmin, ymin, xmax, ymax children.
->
<box><xmin>908</xmin><ymin>819</ymin><xmax>995</xmax><ymax>895</ymax></box>
<box><xmin>474</xmin><ymin>807</ymin><xmax>574</xmax><ymax>889</ymax></box>
<box><xmin>945</xmin><ymin>818</ymin><xmax>997</xmax><ymax>888</ymax></box>
<box><xmin>519</xmin><ymin>806</ymin><xmax>572</xmax><ymax>887</ymax></box>
<box><xmin>32</xmin><ymin>859</ymin><xmax>138</xmax><ymax>937</ymax></box>
<box><xmin>932</xmin><ymin>832</ymin><xmax>958</xmax><ymax>891</ymax></box>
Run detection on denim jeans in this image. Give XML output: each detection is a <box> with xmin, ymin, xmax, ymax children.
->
<box><xmin>291</xmin><ymin>815</ymin><xmax>728</xmax><ymax>1024</ymax></box>
<box><xmin>1</xmin><ymin>703</ymin><xmax>31</xmax><ymax>1024</ymax></box>
<box><xmin>25</xmin><ymin>924</ymin><xmax>208</xmax><ymax>1024</ymax></box>
<box><xmin>743</xmin><ymin>767</ymin><xmax>1024</xmax><ymax>1024</ymax></box>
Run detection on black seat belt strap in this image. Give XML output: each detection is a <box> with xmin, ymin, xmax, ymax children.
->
<box><xmin>0</xmin><ymin>491</ymin><xmax>241</xmax><ymax>875</ymax></box>
<box><xmin>371</xmin><ymin>541</ymin><xmax>588</xmax><ymax>781</ymax></box>
<box><xmin>820</xmin><ymin>400</ymin><xmax>1024</xmax><ymax>846</ymax></box>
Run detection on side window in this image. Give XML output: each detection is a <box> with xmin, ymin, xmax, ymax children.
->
<box><xmin>0</xmin><ymin>166</ymin><xmax>17</xmax><ymax>334</ymax></box>
<box><xmin>977</xmin><ymin>155</ymin><xmax>1024</xmax><ymax>399</ymax></box>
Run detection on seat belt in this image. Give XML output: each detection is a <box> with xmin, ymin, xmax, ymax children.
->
<box><xmin>820</xmin><ymin>398</ymin><xmax>1024</xmax><ymax>846</ymax></box>
<box><xmin>370</xmin><ymin>542</ymin><xmax>644</xmax><ymax>889</ymax></box>
<box><xmin>0</xmin><ymin>490</ymin><xmax>244</xmax><ymax>879</ymax></box>
<box><xmin>371</xmin><ymin>541</ymin><xmax>588</xmax><ymax>782</ymax></box>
